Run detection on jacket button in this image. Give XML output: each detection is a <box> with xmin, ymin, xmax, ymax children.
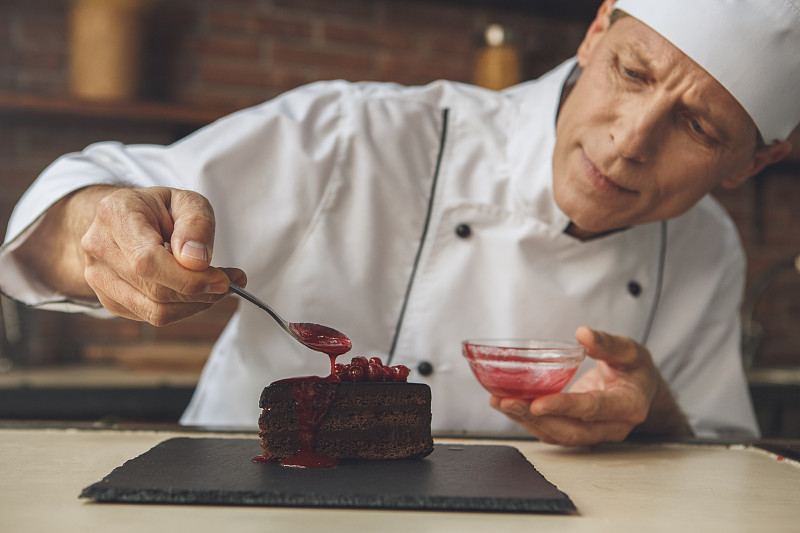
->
<box><xmin>627</xmin><ymin>281</ymin><xmax>642</xmax><ymax>297</ymax></box>
<box><xmin>455</xmin><ymin>223</ymin><xmax>472</xmax><ymax>239</ymax></box>
<box><xmin>417</xmin><ymin>361</ymin><xmax>434</xmax><ymax>376</ymax></box>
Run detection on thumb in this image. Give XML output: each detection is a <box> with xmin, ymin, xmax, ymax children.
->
<box><xmin>167</xmin><ymin>189</ymin><xmax>216</xmax><ymax>272</ymax></box>
<box><xmin>575</xmin><ymin>325</ymin><xmax>638</xmax><ymax>369</ymax></box>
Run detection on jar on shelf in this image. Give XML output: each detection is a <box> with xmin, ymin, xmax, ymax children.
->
<box><xmin>474</xmin><ymin>24</ymin><xmax>521</xmax><ymax>91</ymax></box>
<box><xmin>69</xmin><ymin>0</ymin><xmax>154</xmax><ymax>101</ymax></box>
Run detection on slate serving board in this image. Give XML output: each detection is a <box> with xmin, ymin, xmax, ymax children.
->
<box><xmin>80</xmin><ymin>438</ymin><xmax>576</xmax><ymax>513</ymax></box>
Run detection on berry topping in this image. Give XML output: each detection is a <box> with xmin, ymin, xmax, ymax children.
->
<box><xmin>367</xmin><ymin>362</ymin><xmax>384</xmax><ymax>382</ymax></box>
<box><xmin>350</xmin><ymin>356</ymin><xmax>369</xmax><ymax>369</ymax></box>
<box><xmin>392</xmin><ymin>365</ymin><xmax>410</xmax><ymax>382</ymax></box>
<box><xmin>330</xmin><ymin>356</ymin><xmax>409</xmax><ymax>382</ymax></box>
<box><xmin>347</xmin><ymin>364</ymin><xmax>365</xmax><ymax>382</ymax></box>
<box><xmin>333</xmin><ymin>363</ymin><xmax>348</xmax><ymax>381</ymax></box>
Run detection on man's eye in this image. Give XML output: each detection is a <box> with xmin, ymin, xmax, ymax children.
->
<box><xmin>690</xmin><ymin>119</ymin><xmax>707</xmax><ymax>136</ymax></box>
<box><xmin>622</xmin><ymin>66</ymin><xmax>641</xmax><ymax>79</ymax></box>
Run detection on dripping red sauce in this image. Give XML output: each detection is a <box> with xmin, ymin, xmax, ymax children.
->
<box><xmin>260</xmin><ymin>324</ymin><xmax>348</xmax><ymax>469</ymax></box>
<box><xmin>275</xmin><ymin>376</ymin><xmax>340</xmax><ymax>468</ymax></box>
<box><xmin>252</xmin><ymin>353</ymin><xmax>410</xmax><ymax>469</ymax></box>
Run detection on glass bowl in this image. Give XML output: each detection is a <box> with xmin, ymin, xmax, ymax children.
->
<box><xmin>462</xmin><ymin>339</ymin><xmax>585</xmax><ymax>399</ymax></box>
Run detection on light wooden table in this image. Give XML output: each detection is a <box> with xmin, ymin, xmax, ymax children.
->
<box><xmin>1</xmin><ymin>427</ymin><xmax>799</xmax><ymax>533</ymax></box>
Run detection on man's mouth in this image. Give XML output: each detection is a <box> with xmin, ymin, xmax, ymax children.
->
<box><xmin>581</xmin><ymin>151</ymin><xmax>637</xmax><ymax>194</ymax></box>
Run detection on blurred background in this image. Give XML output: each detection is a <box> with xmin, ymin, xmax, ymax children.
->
<box><xmin>0</xmin><ymin>0</ymin><xmax>798</xmax><ymax>437</ymax></box>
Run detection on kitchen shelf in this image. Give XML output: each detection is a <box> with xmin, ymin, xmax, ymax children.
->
<box><xmin>0</xmin><ymin>92</ymin><xmax>234</xmax><ymax>128</ymax></box>
<box><xmin>447</xmin><ymin>0</ymin><xmax>601</xmax><ymax>19</ymax></box>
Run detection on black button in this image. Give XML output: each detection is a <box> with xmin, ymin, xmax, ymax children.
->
<box><xmin>417</xmin><ymin>361</ymin><xmax>434</xmax><ymax>376</ymax></box>
<box><xmin>455</xmin><ymin>223</ymin><xmax>472</xmax><ymax>239</ymax></box>
<box><xmin>627</xmin><ymin>281</ymin><xmax>642</xmax><ymax>297</ymax></box>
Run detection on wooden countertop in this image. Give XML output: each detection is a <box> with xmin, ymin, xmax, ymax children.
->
<box><xmin>1</xmin><ymin>427</ymin><xmax>798</xmax><ymax>532</ymax></box>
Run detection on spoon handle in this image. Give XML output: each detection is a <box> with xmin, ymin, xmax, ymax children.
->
<box><xmin>161</xmin><ymin>243</ymin><xmax>295</xmax><ymax>338</ymax></box>
<box><xmin>228</xmin><ymin>282</ymin><xmax>292</xmax><ymax>336</ymax></box>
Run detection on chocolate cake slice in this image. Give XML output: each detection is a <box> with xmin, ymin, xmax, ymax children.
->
<box><xmin>257</xmin><ymin>380</ymin><xmax>434</xmax><ymax>463</ymax></box>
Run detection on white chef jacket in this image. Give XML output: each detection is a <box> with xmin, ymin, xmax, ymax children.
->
<box><xmin>0</xmin><ymin>58</ymin><xmax>759</xmax><ymax>438</ymax></box>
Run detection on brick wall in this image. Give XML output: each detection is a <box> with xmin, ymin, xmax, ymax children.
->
<box><xmin>1</xmin><ymin>0</ymin><xmax>799</xmax><ymax>371</ymax></box>
<box><xmin>715</xmin><ymin>165</ymin><xmax>800</xmax><ymax>367</ymax></box>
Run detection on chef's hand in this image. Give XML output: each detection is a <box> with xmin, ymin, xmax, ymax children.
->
<box><xmin>490</xmin><ymin>326</ymin><xmax>693</xmax><ymax>446</ymax></box>
<box><xmin>79</xmin><ymin>186</ymin><xmax>246</xmax><ymax>325</ymax></box>
<box><xmin>14</xmin><ymin>185</ymin><xmax>246</xmax><ymax>326</ymax></box>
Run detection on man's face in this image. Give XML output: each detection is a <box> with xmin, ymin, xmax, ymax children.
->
<box><xmin>552</xmin><ymin>15</ymin><xmax>761</xmax><ymax>238</ymax></box>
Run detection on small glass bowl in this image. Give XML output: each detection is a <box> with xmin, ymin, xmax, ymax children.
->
<box><xmin>462</xmin><ymin>339</ymin><xmax>585</xmax><ymax>399</ymax></box>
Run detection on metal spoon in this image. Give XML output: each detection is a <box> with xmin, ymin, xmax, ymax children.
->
<box><xmin>162</xmin><ymin>242</ymin><xmax>351</xmax><ymax>356</ymax></box>
<box><xmin>228</xmin><ymin>282</ymin><xmax>352</xmax><ymax>356</ymax></box>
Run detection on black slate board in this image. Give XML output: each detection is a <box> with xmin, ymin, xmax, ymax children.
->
<box><xmin>80</xmin><ymin>438</ymin><xmax>576</xmax><ymax>513</ymax></box>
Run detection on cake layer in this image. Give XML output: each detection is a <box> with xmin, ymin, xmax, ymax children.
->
<box><xmin>258</xmin><ymin>381</ymin><xmax>433</xmax><ymax>461</ymax></box>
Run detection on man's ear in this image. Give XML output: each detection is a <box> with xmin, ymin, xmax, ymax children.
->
<box><xmin>721</xmin><ymin>141</ymin><xmax>793</xmax><ymax>189</ymax></box>
<box><xmin>577</xmin><ymin>0</ymin><xmax>616</xmax><ymax>66</ymax></box>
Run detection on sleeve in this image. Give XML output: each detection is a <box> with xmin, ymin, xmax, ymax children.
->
<box><xmin>650</xmin><ymin>200</ymin><xmax>760</xmax><ymax>439</ymax></box>
<box><xmin>0</xmin><ymin>80</ymin><xmax>352</xmax><ymax>312</ymax></box>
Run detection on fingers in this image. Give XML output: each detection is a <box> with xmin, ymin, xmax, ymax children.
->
<box><xmin>79</xmin><ymin>186</ymin><xmax>246</xmax><ymax>325</ymax></box>
<box><xmin>531</xmin><ymin>390</ymin><xmax>648</xmax><ymax>426</ymax></box>
<box><xmin>576</xmin><ymin>325</ymin><xmax>639</xmax><ymax>368</ymax></box>
<box><xmin>166</xmin><ymin>189</ymin><xmax>217</xmax><ymax>272</ymax></box>
<box><xmin>526</xmin><ymin>414</ymin><xmax>632</xmax><ymax>447</ymax></box>
<box><xmin>490</xmin><ymin>395</ymin><xmax>634</xmax><ymax>447</ymax></box>
<box><xmin>92</xmin><ymin>276</ymin><xmax>218</xmax><ymax>326</ymax></box>
<box><xmin>488</xmin><ymin>325</ymin><xmax>661</xmax><ymax>446</ymax></box>
<box><xmin>133</xmin><ymin>241</ymin><xmax>229</xmax><ymax>299</ymax></box>
<box><xmin>489</xmin><ymin>395</ymin><xmax>559</xmax><ymax>444</ymax></box>
<box><xmin>218</xmin><ymin>267</ymin><xmax>247</xmax><ymax>288</ymax></box>
<box><xmin>97</xmin><ymin>188</ymin><xmax>227</xmax><ymax>295</ymax></box>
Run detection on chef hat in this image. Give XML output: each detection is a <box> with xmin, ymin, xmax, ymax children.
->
<box><xmin>613</xmin><ymin>0</ymin><xmax>800</xmax><ymax>143</ymax></box>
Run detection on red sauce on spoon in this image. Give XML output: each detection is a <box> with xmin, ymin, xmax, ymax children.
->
<box><xmin>289</xmin><ymin>322</ymin><xmax>352</xmax><ymax>363</ymax></box>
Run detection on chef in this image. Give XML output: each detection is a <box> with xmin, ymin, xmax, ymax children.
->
<box><xmin>1</xmin><ymin>0</ymin><xmax>798</xmax><ymax>445</ymax></box>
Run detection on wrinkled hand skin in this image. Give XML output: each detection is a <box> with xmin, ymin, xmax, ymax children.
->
<box><xmin>490</xmin><ymin>326</ymin><xmax>692</xmax><ymax>447</ymax></box>
<box><xmin>80</xmin><ymin>186</ymin><xmax>246</xmax><ymax>326</ymax></box>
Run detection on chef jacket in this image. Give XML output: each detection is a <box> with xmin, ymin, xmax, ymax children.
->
<box><xmin>0</xmin><ymin>58</ymin><xmax>759</xmax><ymax>438</ymax></box>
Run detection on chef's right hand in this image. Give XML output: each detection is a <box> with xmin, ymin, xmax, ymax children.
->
<box><xmin>80</xmin><ymin>186</ymin><xmax>246</xmax><ymax>325</ymax></box>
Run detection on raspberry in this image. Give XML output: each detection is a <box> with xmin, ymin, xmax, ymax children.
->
<box><xmin>367</xmin><ymin>362</ymin><xmax>384</xmax><ymax>382</ymax></box>
<box><xmin>333</xmin><ymin>363</ymin><xmax>349</xmax><ymax>381</ymax></box>
<box><xmin>392</xmin><ymin>365</ymin><xmax>410</xmax><ymax>382</ymax></box>
<box><xmin>348</xmin><ymin>364</ymin><xmax>365</xmax><ymax>382</ymax></box>
<box><xmin>350</xmin><ymin>356</ymin><xmax>369</xmax><ymax>369</ymax></box>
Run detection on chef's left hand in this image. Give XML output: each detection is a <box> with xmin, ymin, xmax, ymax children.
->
<box><xmin>490</xmin><ymin>326</ymin><xmax>693</xmax><ymax>446</ymax></box>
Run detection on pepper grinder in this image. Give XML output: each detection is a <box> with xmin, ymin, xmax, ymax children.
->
<box><xmin>474</xmin><ymin>24</ymin><xmax>521</xmax><ymax>90</ymax></box>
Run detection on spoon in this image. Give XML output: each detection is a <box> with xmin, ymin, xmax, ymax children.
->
<box><xmin>227</xmin><ymin>282</ymin><xmax>352</xmax><ymax>357</ymax></box>
<box><xmin>162</xmin><ymin>242</ymin><xmax>351</xmax><ymax>357</ymax></box>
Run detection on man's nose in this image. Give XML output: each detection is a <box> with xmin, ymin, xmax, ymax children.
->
<box><xmin>609</xmin><ymin>99</ymin><xmax>665</xmax><ymax>163</ymax></box>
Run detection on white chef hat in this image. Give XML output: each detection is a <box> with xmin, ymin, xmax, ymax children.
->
<box><xmin>613</xmin><ymin>0</ymin><xmax>800</xmax><ymax>143</ymax></box>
